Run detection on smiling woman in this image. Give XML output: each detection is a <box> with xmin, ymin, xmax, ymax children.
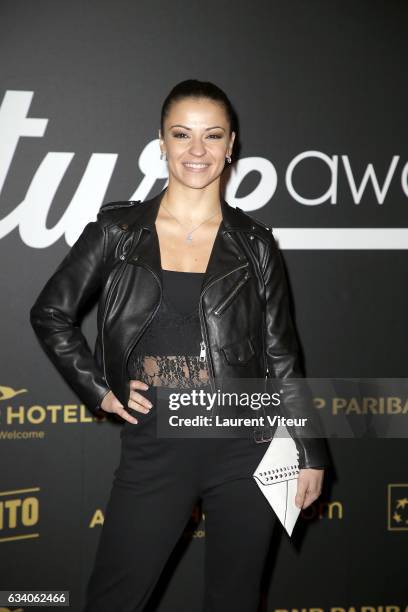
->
<box><xmin>157</xmin><ymin>82</ymin><xmax>235</xmax><ymax>215</ymax></box>
<box><xmin>30</xmin><ymin>78</ymin><xmax>329</xmax><ymax>612</ymax></box>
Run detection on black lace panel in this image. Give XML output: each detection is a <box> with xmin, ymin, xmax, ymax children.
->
<box><xmin>127</xmin><ymin>271</ymin><xmax>210</xmax><ymax>389</ymax></box>
<box><xmin>129</xmin><ymin>354</ymin><xmax>210</xmax><ymax>388</ymax></box>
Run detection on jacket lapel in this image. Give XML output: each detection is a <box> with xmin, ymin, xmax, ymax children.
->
<box><xmin>125</xmin><ymin>186</ymin><xmax>253</xmax><ymax>293</ymax></box>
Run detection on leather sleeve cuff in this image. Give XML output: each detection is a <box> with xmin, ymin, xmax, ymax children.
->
<box><xmin>93</xmin><ymin>387</ymin><xmax>112</xmax><ymax>416</ymax></box>
<box><xmin>294</xmin><ymin>436</ymin><xmax>332</xmax><ymax>470</ymax></box>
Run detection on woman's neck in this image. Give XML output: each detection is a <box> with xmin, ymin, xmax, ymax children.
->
<box><xmin>160</xmin><ymin>183</ymin><xmax>222</xmax><ymax>225</ymax></box>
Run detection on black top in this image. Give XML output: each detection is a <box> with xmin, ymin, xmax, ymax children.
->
<box><xmin>127</xmin><ymin>269</ymin><xmax>210</xmax><ymax>388</ymax></box>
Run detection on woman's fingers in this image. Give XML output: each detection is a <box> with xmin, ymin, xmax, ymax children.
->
<box><xmin>100</xmin><ymin>390</ymin><xmax>138</xmax><ymax>424</ymax></box>
<box><xmin>118</xmin><ymin>407</ymin><xmax>138</xmax><ymax>425</ymax></box>
<box><xmin>128</xmin><ymin>379</ymin><xmax>152</xmax><ymax>413</ymax></box>
<box><xmin>130</xmin><ymin>379</ymin><xmax>149</xmax><ymax>391</ymax></box>
<box><xmin>100</xmin><ymin>380</ymin><xmax>152</xmax><ymax>424</ymax></box>
<box><xmin>295</xmin><ymin>469</ymin><xmax>324</xmax><ymax>509</ymax></box>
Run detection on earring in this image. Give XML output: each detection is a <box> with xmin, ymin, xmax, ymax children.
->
<box><xmin>160</xmin><ymin>151</ymin><xmax>167</xmax><ymax>161</ymax></box>
<box><xmin>225</xmin><ymin>155</ymin><xmax>232</xmax><ymax>164</ymax></box>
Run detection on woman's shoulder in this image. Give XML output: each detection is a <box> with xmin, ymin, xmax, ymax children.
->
<box><xmin>98</xmin><ymin>199</ymin><xmax>142</xmax><ymax>215</ymax></box>
<box><xmin>96</xmin><ymin>199</ymin><xmax>144</xmax><ymax>227</ymax></box>
<box><xmin>233</xmin><ymin>205</ymin><xmax>275</xmax><ymax>242</ymax></box>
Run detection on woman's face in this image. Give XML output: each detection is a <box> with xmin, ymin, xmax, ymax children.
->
<box><xmin>159</xmin><ymin>96</ymin><xmax>235</xmax><ymax>190</ymax></box>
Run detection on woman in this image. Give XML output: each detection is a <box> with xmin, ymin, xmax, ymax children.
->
<box><xmin>30</xmin><ymin>79</ymin><xmax>330</xmax><ymax>612</ymax></box>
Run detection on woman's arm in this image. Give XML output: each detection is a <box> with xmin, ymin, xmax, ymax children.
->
<box><xmin>29</xmin><ymin>217</ymin><xmax>111</xmax><ymax>416</ymax></box>
<box><xmin>261</xmin><ymin>228</ymin><xmax>331</xmax><ymax>470</ymax></box>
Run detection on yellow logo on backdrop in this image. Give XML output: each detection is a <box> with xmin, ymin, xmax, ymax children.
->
<box><xmin>88</xmin><ymin>502</ymin><xmax>206</xmax><ymax>538</ymax></box>
<box><xmin>301</xmin><ymin>500</ymin><xmax>343</xmax><ymax>521</ymax></box>
<box><xmin>314</xmin><ymin>396</ymin><xmax>408</xmax><ymax>415</ymax></box>
<box><xmin>3</xmin><ymin>404</ymin><xmax>95</xmax><ymax>424</ymax></box>
<box><xmin>0</xmin><ymin>487</ymin><xmax>40</xmax><ymax>543</ymax></box>
<box><xmin>89</xmin><ymin>509</ymin><xmax>105</xmax><ymax>528</ymax></box>
<box><xmin>0</xmin><ymin>388</ymin><xmax>97</xmax><ymax>427</ymax></box>
<box><xmin>387</xmin><ymin>483</ymin><xmax>408</xmax><ymax>531</ymax></box>
<box><xmin>0</xmin><ymin>385</ymin><xmax>28</xmax><ymax>400</ymax></box>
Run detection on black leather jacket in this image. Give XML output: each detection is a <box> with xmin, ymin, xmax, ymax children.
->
<box><xmin>30</xmin><ymin>187</ymin><xmax>330</xmax><ymax>469</ymax></box>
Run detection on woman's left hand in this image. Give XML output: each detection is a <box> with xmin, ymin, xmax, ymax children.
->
<box><xmin>295</xmin><ymin>468</ymin><xmax>324</xmax><ymax>509</ymax></box>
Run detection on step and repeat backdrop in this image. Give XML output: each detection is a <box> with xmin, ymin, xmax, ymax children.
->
<box><xmin>1</xmin><ymin>1</ymin><xmax>407</xmax><ymax>611</ymax></box>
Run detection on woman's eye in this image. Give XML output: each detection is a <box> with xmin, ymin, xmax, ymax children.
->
<box><xmin>172</xmin><ymin>132</ymin><xmax>223</xmax><ymax>139</ymax></box>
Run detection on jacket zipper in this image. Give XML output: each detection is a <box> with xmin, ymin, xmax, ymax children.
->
<box><xmin>198</xmin><ymin>261</ymin><xmax>250</xmax><ymax>394</ymax></box>
<box><xmin>213</xmin><ymin>266</ymin><xmax>250</xmax><ymax>316</ymax></box>
<box><xmin>101</xmin><ymin>228</ymin><xmax>142</xmax><ymax>381</ymax></box>
<box><xmin>121</xmin><ymin>261</ymin><xmax>162</xmax><ymax>387</ymax></box>
<box><xmin>199</xmin><ymin>340</ymin><xmax>206</xmax><ymax>362</ymax></box>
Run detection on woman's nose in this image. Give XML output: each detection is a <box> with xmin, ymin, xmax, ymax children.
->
<box><xmin>188</xmin><ymin>137</ymin><xmax>207</xmax><ymax>156</ymax></box>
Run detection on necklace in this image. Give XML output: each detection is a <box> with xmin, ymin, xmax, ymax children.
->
<box><xmin>160</xmin><ymin>202</ymin><xmax>221</xmax><ymax>243</ymax></box>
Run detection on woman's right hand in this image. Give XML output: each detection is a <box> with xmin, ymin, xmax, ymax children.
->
<box><xmin>101</xmin><ymin>380</ymin><xmax>152</xmax><ymax>424</ymax></box>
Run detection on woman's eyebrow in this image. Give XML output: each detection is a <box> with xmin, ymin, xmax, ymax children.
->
<box><xmin>169</xmin><ymin>124</ymin><xmax>226</xmax><ymax>131</ymax></box>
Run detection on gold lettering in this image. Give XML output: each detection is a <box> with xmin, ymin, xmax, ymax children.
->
<box><xmin>345</xmin><ymin>399</ymin><xmax>361</xmax><ymax>414</ymax></box>
<box><xmin>65</xmin><ymin>405</ymin><xmax>78</xmax><ymax>422</ymax></box>
<box><xmin>388</xmin><ymin>398</ymin><xmax>402</xmax><ymax>414</ymax></box>
<box><xmin>331</xmin><ymin>397</ymin><xmax>408</xmax><ymax>415</ymax></box>
<box><xmin>332</xmin><ymin>398</ymin><xmax>348</xmax><ymax>414</ymax></box>
<box><xmin>47</xmin><ymin>405</ymin><xmax>63</xmax><ymax>422</ymax></box>
<box><xmin>0</xmin><ymin>497</ymin><xmax>39</xmax><ymax>528</ymax></box>
<box><xmin>89</xmin><ymin>509</ymin><xmax>105</xmax><ymax>528</ymax></box>
<box><xmin>79</xmin><ymin>404</ymin><xmax>95</xmax><ymax>422</ymax></box>
<box><xmin>2</xmin><ymin>498</ymin><xmax>21</xmax><ymax>528</ymax></box>
<box><xmin>21</xmin><ymin>497</ymin><xmax>39</xmax><ymax>526</ymax></box>
<box><xmin>5</xmin><ymin>404</ymin><xmax>101</xmax><ymax>424</ymax></box>
<box><xmin>27</xmin><ymin>405</ymin><xmax>47</xmax><ymax>424</ymax></box>
<box><xmin>301</xmin><ymin>501</ymin><xmax>343</xmax><ymax>520</ymax></box>
<box><xmin>7</xmin><ymin>406</ymin><xmax>25</xmax><ymax>424</ymax></box>
<box><xmin>319</xmin><ymin>501</ymin><xmax>343</xmax><ymax>519</ymax></box>
<box><xmin>363</xmin><ymin>397</ymin><xmax>379</xmax><ymax>414</ymax></box>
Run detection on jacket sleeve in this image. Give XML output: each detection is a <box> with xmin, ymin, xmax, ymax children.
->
<box><xmin>262</xmin><ymin>229</ymin><xmax>331</xmax><ymax>469</ymax></box>
<box><xmin>29</xmin><ymin>216</ymin><xmax>112</xmax><ymax>416</ymax></box>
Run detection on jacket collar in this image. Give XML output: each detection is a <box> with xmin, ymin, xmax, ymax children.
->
<box><xmin>126</xmin><ymin>186</ymin><xmax>253</xmax><ymax>293</ymax></box>
<box><xmin>128</xmin><ymin>185</ymin><xmax>254</xmax><ymax>234</ymax></box>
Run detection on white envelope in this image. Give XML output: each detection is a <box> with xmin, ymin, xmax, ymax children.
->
<box><xmin>253</xmin><ymin>424</ymin><xmax>301</xmax><ymax>536</ymax></box>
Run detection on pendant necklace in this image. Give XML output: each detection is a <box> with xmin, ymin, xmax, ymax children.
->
<box><xmin>160</xmin><ymin>202</ymin><xmax>221</xmax><ymax>244</ymax></box>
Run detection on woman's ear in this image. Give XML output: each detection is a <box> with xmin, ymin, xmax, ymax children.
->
<box><xmin>228</xmin><ymin>130</ymin><xmax>236</xmax><ymax>156</ymax></box>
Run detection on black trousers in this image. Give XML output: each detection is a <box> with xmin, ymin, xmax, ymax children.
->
<box><xmin>83</xmin><ymin>397</ymin><xmax>277</xmax><ymax>612</ymax></box>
